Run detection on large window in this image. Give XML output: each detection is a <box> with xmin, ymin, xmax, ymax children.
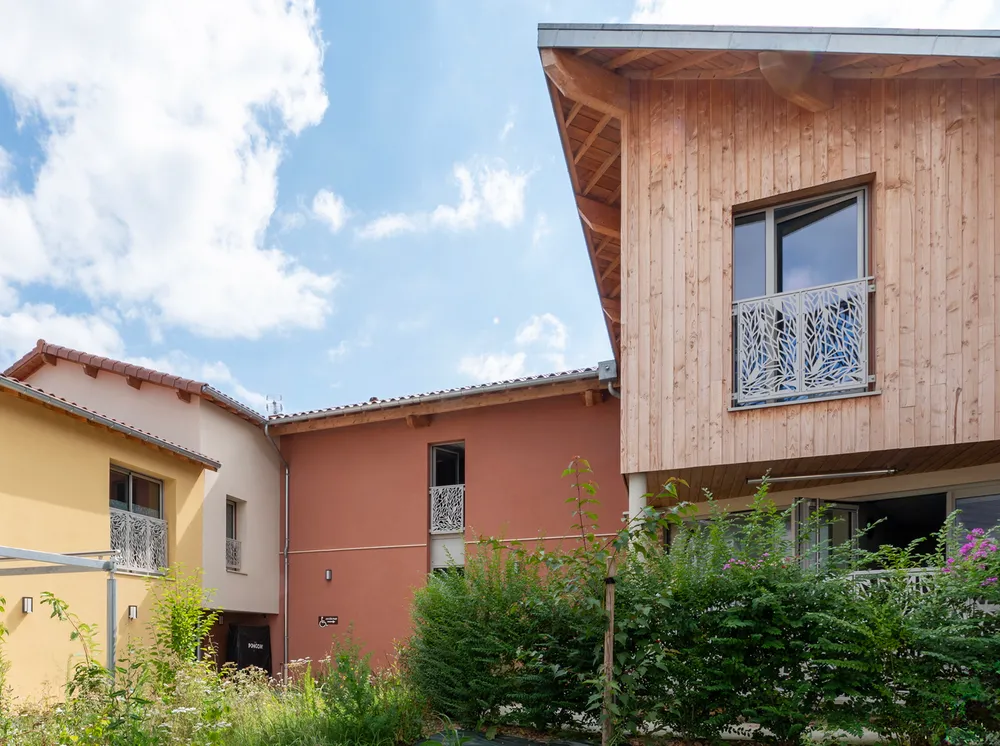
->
<box><xmin>109</xmin><ymin>467</ymin><xmax>163</xmax><ymax>519</ymax></box>
<box><xmin>732</xmin><ymin>187</ymin><xmax>872</xmax><ymax>406</ymax></box>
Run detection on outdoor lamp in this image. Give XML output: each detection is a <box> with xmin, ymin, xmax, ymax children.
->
<box><xmin>325</xmin><ymin>569</ymin><xmax>332</xmax><ymax>582</ymax></box>
<box><xmin>21</xmin><ymin>596</ymin><xmax>32</xmax><ymax>614</ymax></box>
<box><xmin>128</xmin><ymin>605</ymin><xmax>138</xmax><ymax>620</ymax></box>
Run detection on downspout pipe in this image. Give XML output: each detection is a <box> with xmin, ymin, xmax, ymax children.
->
<box><xmin>607</xmin><ymin>382</ymin><xmax>621</xmax><ymax>399</ymax></box>
<box><xmin>263</xmin><ymin>422</ymin><xmax>290</xmax><ymax>683</ymax></box>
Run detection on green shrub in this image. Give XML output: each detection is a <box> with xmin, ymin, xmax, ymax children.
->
<box><xmin>404</xmin><ymin>465</ymin><xmax>1000</xmax><ymax>745</ymax></box>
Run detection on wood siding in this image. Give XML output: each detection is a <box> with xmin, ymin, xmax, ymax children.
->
<box><xmin>621</xmin><ymin>78</ymin><xmax>1000</xmax><ymax>474</ymax></box>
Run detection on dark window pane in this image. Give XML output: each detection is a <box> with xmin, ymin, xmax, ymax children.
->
<box><xmin>778</xmin><ymin>197</ymin><xmax>860</xmax><ymax>292</ymax></box>
<box><xmin>226</xmin><ymin>502</ymin><xmax>237</xmax><ymax>540</ymax></box>
<box><xmin>131</xmin><ymin>476</ymin><xmax>161</xmax><ymax>518</ymax></box>
<box><xmin>955</xmin><ymin>494</ymin><xmax>1000</xmax><ymax>533</ymax></box>
<box><xmin>109</xmin><ymin>470</ymin><xmax>129</xmax><ymax>511</ymax></box>
<box><xmin>733</xmin><ymin>214</ymin><xmax>766</xmax><ymax>301</ymax></box>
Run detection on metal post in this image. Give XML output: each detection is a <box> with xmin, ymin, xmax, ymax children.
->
<box><xmin>106</xmin><ymin>570</ymin><xmax>117</xmax><ymax>676</ymax></box>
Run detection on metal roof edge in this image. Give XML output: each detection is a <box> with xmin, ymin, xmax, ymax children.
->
<box><xmin>537</xmin><ymin>23</ymin><xmax>1000</xmax><ymax>58</ymax></box>
<box><xmin>0</xmin><ymin>376</ymin><xmax>221</xmax><ymax>471</ymax></box>
<box><xmin>270</xmin><ymin>368</ymin><xmax>601</xmax><ymax>426</ymax></box>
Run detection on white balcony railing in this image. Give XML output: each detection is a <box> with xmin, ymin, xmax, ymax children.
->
<box><xmin>733</xmin><ymin>278</ymin><xmax>873</xmax><ymax>405</ymax></box>
<box><xmin>111</xmin><ymin>508</ymin><xmax>167</xmax><ymax>574</ymax></box>
<box><xmin>226</xmin><ymin>537</ymin><xmax>242</xmax><ymax>571</ymax></box>
<box><xmin>430</xmin><ymin>484</ymin><xmax>465</xmax><ymax>534</ymax></box>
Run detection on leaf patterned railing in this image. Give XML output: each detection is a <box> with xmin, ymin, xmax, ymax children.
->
<box><xmin>430</xmin><ymin>484</ymin><xmax>465</xmax><ymax>534</ymax></box>
<box><xmin>111</xmin><ymin>508</ymin><xmax>167</xmax><ymax>574</ymax></box>
<box><xmin>733</xmin><ymin>278</ymin><xmax>873</xmax><ymax>405</ymax></box>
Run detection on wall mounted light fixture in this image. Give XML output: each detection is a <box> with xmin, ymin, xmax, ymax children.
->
<box><xmin>128</xmin><ymin>605</ymin><xmax>138</xmax><ymax>620</ymax></box>
<box><xmin>325</xmin><ymin>569</ymin><xmax>332</xmax><ymax>582</ymax></box>
<box><xmin>21</xmin><ymin>597</ymin><xmax>33</xmax><ymax>614</ymax></box>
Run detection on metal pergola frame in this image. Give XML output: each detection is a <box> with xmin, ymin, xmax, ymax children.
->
<box><xmin>0</xmin><ymin>545</ymin><xmax>119</xmax><ymax>672</ymax></box>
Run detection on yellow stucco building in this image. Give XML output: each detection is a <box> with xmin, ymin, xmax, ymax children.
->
<box><xmin>0</xmin><ymin>374</ymin><xmax>219</xmax><ymax>700</ymax></box>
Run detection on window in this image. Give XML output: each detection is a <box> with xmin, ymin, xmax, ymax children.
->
<box><xmin>954</xmin><ymin>493</ymin><xmax>1000</xmax><ymax>534</ymax></box>
<box><xmin>429</xmin><ymin>443</ymin><xmax>466</xmax><ymax>570</ymax></box>
<box><xmin>226</xmin><ymin>499</ymin><xmax>238</xmax><ymax>541</ymax></box>
<box><xmin>225</xmin><ymin>499</ymin><xmax>242</xmax><ymax>572</ymax></box>
<box><xmin>732</xmin><ymin>187</ymin><xmax>872</xmax><ymax>406</ymax></box>
<box><xmin>109</xmin><ymin>467</ymin><xmax>163</xmax><ymax>519</ymax></box>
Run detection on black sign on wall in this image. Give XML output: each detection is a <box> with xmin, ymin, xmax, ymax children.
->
<box><xmin>226</xmin><ymin>625</ymin><xmax>272</xmax><ymax>675</ymax></box>
<box><xmin>318</xmin><ymin>615</ymin><xmax>339</xmax><ymax>627</ymax></box>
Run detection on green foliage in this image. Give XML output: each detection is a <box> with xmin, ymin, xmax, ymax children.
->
<box><xmin>145</xmin><ymin>565</ymin><xmax>220</xmax><ymax>677</ymax></box>
<box><xmin>405</xmin><ymin>463</ymin><xmax>1000</xmax><ymax>745</ymax></box>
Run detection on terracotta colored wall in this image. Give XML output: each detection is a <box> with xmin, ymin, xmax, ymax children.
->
<box><xmin>280</xmin><ymin>392</ymin><xmax>624</xmax><ymax>668</ymax></box>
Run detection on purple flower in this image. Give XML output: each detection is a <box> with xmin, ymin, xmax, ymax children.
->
<box><xmin>982</xmin><ymin>577</ymin><xmax>998</xmax><ymax>587</ymax></box>
<box><xmin>723</xmin><ymin>563</ymin><xmax>732</xmax><ymax>570</ymax></box>
<box><xmin>972</xmin><ymin>528</ymin><xmax>986</xmax><ymax>537</ymax></box>
<box><xmin>946</xmin><ymin>557</ymin><xmax>957</xmax><ymax>565</ymax></box>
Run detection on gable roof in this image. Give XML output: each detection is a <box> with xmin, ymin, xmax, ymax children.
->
<box><xmin>0</xmin><ymin>374</ymin><xmax>220</xmax><ymax>470</ymax></box>
<box><xmin>267</xmin><ymin>367</ymin><xmax>605</xmax><ymax>435</ymax></box>
<box><xmin>4</xmin><ymin>340</ymin><xmax>264</xmax><ymax>425</ymax></box>
<box><xmin>537</xmin><ymin>23</ymin><xmax>1000</xmax><ymax>358</ymax></box>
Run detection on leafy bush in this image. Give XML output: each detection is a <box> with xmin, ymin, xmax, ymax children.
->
<box><xmin>404</xmin><ymin>463</ymin><xmax>1000</xmax><ymax>745</ymax></box>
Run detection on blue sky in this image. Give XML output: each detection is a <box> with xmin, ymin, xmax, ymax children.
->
<box><xmin>1</xmin><ymin>0</ymin><xmax>997</xmax><ymax>415</ymax></box>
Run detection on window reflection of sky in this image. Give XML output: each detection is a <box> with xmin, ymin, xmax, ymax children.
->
<box><xmin>733</xmin><ymin>215</ymin><xmax>766</xmax><ymax>300</ymax></box>
<box><xmin>779</xmin><ymin>200</ymin><xmax>859</xmax><ymax>292</ymax></box>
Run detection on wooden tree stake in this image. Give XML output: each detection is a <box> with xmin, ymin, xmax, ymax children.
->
<box><xmin>602</xmin><ymin>554</ymin><xmax>617</xmax><ymax>746</ymax></box>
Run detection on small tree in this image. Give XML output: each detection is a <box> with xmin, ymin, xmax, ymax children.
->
<box><xmin>145</xmin><ymin>565</ymin><xmax>219</xmax><ymax>682</ymax></box>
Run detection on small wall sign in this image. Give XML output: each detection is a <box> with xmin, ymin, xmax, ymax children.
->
<box><xmin>318</xmin><ymin>615</ymin><xmax>339</xmax><ymax>627</ymax></box>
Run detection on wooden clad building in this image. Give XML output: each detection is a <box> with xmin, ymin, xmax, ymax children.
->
<box><xmin>540</xmin><ymin>25</ymin><xmax>1000</xmax><ymax>548</ymax></box>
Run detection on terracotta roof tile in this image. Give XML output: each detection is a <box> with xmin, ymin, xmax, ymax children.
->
<box><xmin>4</xmin><ymin>340</ymin><xmax>264</xmax><ymax>425</ymax></box>
<box><xmin>0</xmin><ymin>374</ymin><xmax>220</xmax><ymax>470</ymax></box>
<box><xmin>270</xmin><ymin>367</ymin><xmax>601</xmax><ymax>424</ymax></box>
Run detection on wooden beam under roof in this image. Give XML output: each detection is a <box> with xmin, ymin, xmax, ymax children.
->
<box><xmin>881</xmin><ymin>56</ymin><xmax>955</xmax><ymax>77</ymax></box>
<box><xmin>601</xmin><ymin>297</ymin><xmax>621</xmax><ymax>323</ymax></box>
<box><xmin>758</xmin><ymin>51</ymin><xmax>833</xmax><ymax>112</ymax></box>
<box><xmin>576</xmin><ymin>195</ymin><xmax>621</xmax><ymax>239</ymax></box>
<box><xmin>541</xmin><ymin>48</ymin><xmax>629</xmax><ymax>118</ymax></box>
<box><xmin>574</xmin><ymin>113</ymin><xmax>613</xmax><ymax>164</ymax></box>
<box><xmin>604</xmin><ymin>48</ymin><xmax>654</xmax><ymax>70</ymax></box>
<box><xmin>271</xmin><ymin>376</ymin><xmax>604</xmax><ymax>436</ymax></box>
<box><xmin>645</xmin><ymin>50</ymin><xmax>725</xmax><ymax>79</ymax></box>
<box><xmin>817</xmin><ymin>53</ymin><xmax>877</xmax><ymax>72</ymax></box>
<box><xmin>584</xmin><ymin>144</ymin><xmax>622</xmax><ymax>196</ymax></box>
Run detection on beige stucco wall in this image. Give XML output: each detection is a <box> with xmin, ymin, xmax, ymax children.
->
<box><xmin>29</xmin><ymin>364</ymin><xmax>202</xmax><ymax>449</ymax></box>
<box><xmin>26</xmin><ymin>363</ymin><xmax>279</xmax><ymax>615</ymax></box>
<box><xmin>200</xmin><ymin>403</ymin><xmax>280</xmax><ymax>614</ymax></box>
<box><xmin>0</xmin><ymin>393</ymin><xmax>205</xmax><ymax>700</ymax></box>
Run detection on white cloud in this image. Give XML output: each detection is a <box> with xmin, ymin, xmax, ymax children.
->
<box><xmin>0</xmin><ymin>1</ymin><xmax>336</xmax><ymax>340</ymax></box>
<box><xmin>0</xmin><ymin>304</ymin><xmax>124</xmax><ymax>367</ymax></box>
<box><xmin>458</xmin><ymin>352</ymin><xmax>527</xmax><ymax>383</ymax></box>
<box><xmin>631</xmin><ymin>0</ymin><xmax>999</xmax><ymax>27</ymax></box>
<box><xmin>499</xmin><ymin>107</ymin><xmax>516</xmax><ymax>141</ymax></box>
<box><xmin>458</xmin><ymin>312</ymin><xmax>572</xmax><ymax>383</ymax></box>
<box><xmin>531</xmin><ymin>213</ymin><xmax>551</xmax><ymax>248</ymax></box>
<box><xmin>327</xmin><ymin>340</ymin><xmax>349</xmax><ymax>361</ymax></box>
<box><xmin>357</xmin><ymin>213</ymin><xmax>420</xmax><ymax>240</ymax></box>
<box><xmin>515</xmin><ymin>313</ymin><xmax>568</xmax><ymax>351</ymax></box>
<box><xmin>358</xmin><ymin>160</ymin><xmax>529</xmax><ymax>239</ymax></box>
<box><xmin>312</xmin><ymin>189</ymin><xmax>349</xmax><ymax>233</ymax></box>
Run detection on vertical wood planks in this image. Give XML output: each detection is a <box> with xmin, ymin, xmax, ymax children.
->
<box><xmin>620</xmin><ymin>77</ymin><xmax>1000</xmax><ymax>474</ymax></box>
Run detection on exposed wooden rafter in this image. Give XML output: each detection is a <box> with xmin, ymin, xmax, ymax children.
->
<box><xmin>125</xmin><ymin>376</ymin><xmax>142</xmax><ymax>391</ymax></box>
<box><xmin>565</xmin><ymin>101</ymin><xmax>583</xmax><ymax>127</ymax></box>
<box><xmin>83</xmin><ymin>365</ymin><xmax>99</xmax><ymax>379</ymax></box>
<box><xmin>758</xmin><ymin>51</ymin><xmax>833</xmax><ymax>112</ymax></box>
<box><xmin>646</xmin><ymin>50</ymin><xmax>724</xmax><ymax>79</ymax></box>
<box><xmin>881</xmin><ymin>56</ymin><xmax>955</xmax><ymax>77</ymax></box>
<box><xmin>601</xmin><ymin>297</ymin><xmax>621</xmax><ymax>323</ymax></box>
<box><xmin>604</xmin><ymin>48</ymin><xmax>654</xmax><ymax>70</ymax></box>
<box><xmin>583</xmin><ymin>144</ymin><xmax>621</xmax><ymax>195</ymax></box>
<box><xmin>659</xmin><ymin>59</ymin><xmax>760</xmax><ymax>79</ymax></box>
<box><xmin>574</xmin><ymin>113</ymin><xmax>613</xmax><ymax>164</ymax></box>
<box><xmin>405</xmin><ymin>414</ymin><xmax>432</xmax><ymax>429</ymax></box>
<box><xmin>576</xmin><ymin>195</ymin><xmax>621</xmax><ymax>239</ymax></box>
<box><xmin>541</xmin><ymin>48</ymin><xmax>629</xmax><ymax>118</ymax></box>
<box><xmin>600</xmin><ymin>254</ymin><xmax>621</xmax><ymax>282</ymax></box>
<box><xmin>41</xmin><ymin>352</ymin><xmax>58</xmax><ymax>366</ymax></box>
<box><xmin>817</xmin><ymin>53</ymin><xmax>877</xmax><ymax>72</ymax></box>
<box><xmin>176</xmin><ymin>390</ymin><xmax>192</xmax><ymax>403</ymax></box>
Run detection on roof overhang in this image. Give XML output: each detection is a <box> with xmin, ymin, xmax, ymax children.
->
<box><xmin>538</xmin><ymin>23</ymin><xmax>1000</xmax><ymax>356</ymax></box>
<box><xmin>268</xmin><ymin>369</ymin><xmax>606</xmax><ymax>436</ymax></box>
<box><xmin>4</xmin><ymin>340</ymin><xmax>264</xmax><ymax>425</ymax></box>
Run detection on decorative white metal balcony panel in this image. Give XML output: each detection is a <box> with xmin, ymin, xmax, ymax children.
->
<box><xmin>226</xmin><ymin>538</ymin><xmax>242</xmax><ymax>572</ymax></box>
<box><xmin>734</xmin><ymin>278</ymin><xmax>871</xmax><ymax>405</ymax></box>
<box><xmin>111</xmin><ymin>508</ymin><xmax>167</xmax><ymax>574</ymax></box>
<box><xmin>430</xmin><ymin>484</ymin><xmax>465</xmax><ymax>534</ymax></box>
